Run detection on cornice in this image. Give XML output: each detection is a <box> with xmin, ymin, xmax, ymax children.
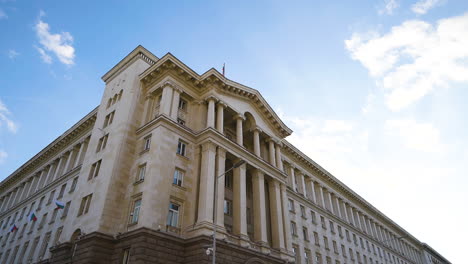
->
<box><xmin>138</xmin><ymin>52</ymin><xmax>292</xmax><ymax>138</ymax></box>
<box><xmin>281</xmin><ymin>140</ymin><xmax>423</xmax><ymax>247</ymax></box>
<box><xmin>0</xmin><ymin>107</ymin><xmax>98</xmax><ymax>192</ymax></box>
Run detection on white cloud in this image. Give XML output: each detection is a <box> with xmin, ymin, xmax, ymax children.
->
<box><xmin>0</xmin><ymin>150</ymin><xmax>7</xmax><ymax>164</ymax></box>
<box><xmin>346</xmin><ymin>13</ymin><xmax>468</xmax><ymax>111</ymax></box>
<box><xmin>34</xmin><ymin>12</ymin><xmax>75</xmax><ymax>65</ymax></box>
<box><xmin>0</xmin><ymin>8</ymin><xmax>7</xmax><ymax>19</ymax></box>
<box><xmin>35</xmin><ymin>46</ymin><xmax>52</xmax><ymax>64</ymax></box>
<box><xmin>0</xmin><ymin>98</ymin><xmax>18</xmax><ymax>133</ymax></box>
<box><xmin>7</xmin><ymin>49</ymin><xmax>19</xmax><ymax>59</ymax></box>
<box><xmin>384</xmin><ymin>119</ymin><xmax>443</xmax><ymax>152</ymax></box>
<box><xmin>412</xmin><ymin>0</ymin><xmax>443</xmax><ymax>15</ymax></box>
<box><xmin>323</xmin><ymin>120</ymin><xmax>353</xmax><ymax>133</ymax></box>
<box><xmin>379</xmin><ymin>0</ymin><xmax>399</xmax><ymax>15</ymax></box>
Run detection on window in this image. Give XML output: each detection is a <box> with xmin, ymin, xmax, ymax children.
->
<box><xmin>333</xmin><ymin>240</ymin><xmax>338</xmax><ymax>254</ymax></box>
<box><xmin>173</xmin><ymin>168</ymin><xmax>184</xmax><ymax>186</ymax></box>
<box><xmin>366</xmin><ymin>240</ymin><xmax>370</xmax><ymax>252</ymax></box>
<box><xmin>137</xmin><ymin>164</ymin><xmax>146</xmax><ymax>182</ymax></box>
<box><xmin>342</xmin><ymin>244</ymin><xmax>347</xmax><ymax>258</ymax></box>
<box><xmin>69</xmin><ymin>177</ymin><xmax>78</xmax><ymax>192</ymax></box>
<box><xmin>321</xmin><ymin>216</ymin><xmax>326</xmax><ymax>229</ymax></box>
<box><xmin>176</xmin><ymin>140</ymin><xmax>187</xmax><ymax>156</ymax></box>
<box><xmin>360</xmin><ymin>237</ymin><xmax>365</xmax><ymax>249</ymax></box>
<box><xmin>50</xmin><ymin>209</ymin><xmax>58</xmax><ymax>224</ymax></box>
<box><xmin>314</xmin><ymin>232</ymin><xmax>320</xmax><ymax>246</ymax></box>
<box><xmin>300</xmin><ymin>205</ymin><xmax>306</xmax><ymax>218</ymax></box>
<box><xmin>122</xmin><ymin>248</ymin><xmax>130</xmax><ymax>264</ymax></box>
<box><xmin>305</xmin><ymin>250</ymin><xmax>311</xmax><ymax>264</ymax></box>
<box><xmin>338</xmin><ymin>225</ymin><xmax>343</xmax><ymax>237</ymax></box>
<box><xmin>330</xmin><ymin>220</ymin><xmax>335</xmax><ymax>233</ymax></box>
<box><xmin>47</xmin><ymin>190</ymin><xmax>56</xmax><ymax>205</ymax></box>
<box><xmin>88</xmin><ymin>160</ymin><xmax>102</xmax><ymax>180</ymax></box>
<box><xmin>20</xmin><ymin>241</ymin><xmax>29</xmax><ymax>263</ymax></box>
<box><xmin>38</xmin><ymin>232</ymin><xmax>51</xmax><ymax>260</ymax></box>
<box><xmin>346</xmin><ymin>229</ymin><xmax>350</xmax><ymax>241</ymax></box>
<box><xmin>143</xmin><ymin>135</ymin><xmax>151</xmax><ymax>151</ymax></box>
<box><xmin>103</xmin><ymin>111</ymin><xmax>115</xmax><ymax>128</ymax></box>
<box><xmin>291</xmin><ymin>221</ymin><xmax>297</xmax><ymax>236</ymax></box>
<box><xmin>324</xmin><ymin>236</ymin><xmax>329</xmax><ymax>250</ymax></box>
<box><xmin>37</xmin><ymin>196</ymin><xmax>45</xmax><ymax>211</ymax></box>
<box><xmin>326</xmin><ymin>256</ymin><xmax>332</xmax><ymax>264</ymax></box>
<box><xmin>311</xmin><ymin>210</ymin><xmax>317</xmax><ymax>224</ymax></box>
<box><xmin>62</xmin><ymin>201</ymin><xmax>71</xmax><ymax>218</ymax></box>
<box><xmin>292</xmin><ymin>246</ymin><xmax>298</xmax><ymax>263</ymax></box>
<box><xmin>224</xmin><ymin>199</ymin><xmax>232</xmax><ymax>216</ymax></box>
<box><xmin>178</xmin><ymin>99</ymin><xmax>187</xmax><ymax>111</ymax></box>
<box><xmin>19</xmin><ymin>207</ymin><xmax>26</xmax><ymax>220</ymax></box>
<box><xmin>78</xmin><ymin>194</ymin><xmax>93</xmax><ymax>216</ymax></box>
<box><xmin>357</xmin><ymin>252</ymin><xmax>361</xmax><ymax>263</ymax></box>
<box><xmin>129</xmin><ymin>199</ymin><xmax>141</xmax><ymax>224</ymax></box>
<box><xmin>58</xmin><ymin>184</ymin><xmax>67</xmax><ymax>198</ymax></box>
<box><xmin>353</xmin><ymin>233</ymin><xmax>358</xmax><ymax>245</ymax></box>
<box><xmin>288</xmin><ymin>199</ymin><xmax>294</xmax><ymax>212</ymax></box>
<box><xmin>29</xmin><ymin>218</ymin><xmax>36</xmax><ymax>233</ymax></box>
<box><xmin>167</xmin><ymin>202</ymin><xmax>180</xmax><ymax>227</ymax></box>
<box><xmin>349</xmin><ymin>248</ymin><xmax>355</xmax><ymax>260</ymax></box>
<box><xmin>19</xmin><ymin>223</ymin><xmax>27</xmax><ymax>238</ymax></box>
<box><xmin>303</xmin><ymin>227</ymin><xmax>309</xmax><ymax>241</ymax></box>
<box><xmin>96</xmin><ymin>134</ymin><xmax>109</xmax><ymax>152</ymax></box>
<box><xmin>225</xmin><ymin>173</ymin><xmax>233</xmax><ymax>189</ymax></box>
<box><xmin>54</xmin><ymin>227</ymin><xmax>63</xmax><ymax>245</ymax></box>
<box><xmin>315</xmin><ymin>252</ymin><xmax>322</xmax><ymax>264</ymax></box>
<box><xmin>27</xmin><ymin>236</ymin><xmax>40</xmax><ymax>263</ymax></box>
<box><xmin>38</xmin><ymin>213</ymin><xmax>47</xmax><ymax>230</ymax></box>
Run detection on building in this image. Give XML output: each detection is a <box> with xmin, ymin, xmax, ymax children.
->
<box><xmin>0</xmin><ymin>46</ymin><xmax>450</xmax><ymax>264</ymax></box>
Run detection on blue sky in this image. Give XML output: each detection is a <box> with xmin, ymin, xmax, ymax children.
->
<box><xmin>1</xmin><ymin>0</ymin><xmax>467</xmax><ymax>262</ymax></box>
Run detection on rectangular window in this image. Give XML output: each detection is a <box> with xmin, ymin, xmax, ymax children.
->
<box><xmin>353</xmin><ymin>233</ymin><xmax>358</xmax><ymax>245</ymax></box>
<box><xmin>300</xmin><ymin>205</ymin><xmax>306</xmax><ymax>218</ymax></box>
<box><xmin>304</xmin><ymin>250</ymin><xmax>311</xmax><ymax>264</ymax></box>
<box><xmin>27</xmin><ymin>236</ymin><xmax>40</xmax><ymax>263</ymax></box>
<box><xmin>224</xmin><ymin>199</ymin><xmax>232</xmax><ymax>216</ymax></box>
<box><xmin>47</xmin><ymin>190</ymin><xmax>56</xmax><ymax>205</ymax></box>
<box><xmin>178</xmin><ymin>99</ymin><xmax>187</xmax><ymax>111</ymax></box>
<box><xmin>78</xmin><ymin>194</ymin><xmax>92</xmax><ymax>216</ymax></box>
<box><xmin>38</xmin><ymin>232</ymin><xmax>51</xmax><ymax>260</ymax></box>
<box><xmin>122</xmin><ymin>248</ymin><xmax>130</xmax><ymax>264</ymax></box>
<box><xmin>19</xmin><ymin>223</ymin><xmax>27</xmax><ymax>238</ymax></box>
<box><xmin>176</xmin><ymin>140</ymin><xmax>187</xmax><ymax>156</ymax></box>
<box><xmin>324</xmin><ymin>236</ymin><xmax>329</xmax><ymax>250</ymax></box>
<box><xmin>338</xmin><ymin>225</ymin><xmax>343</xmax><ymax>237</ymax></box>
<box><xmin>342</xmin><ymin>244</ymin><xmax>347</xmax><ymax>257</ymax></box>
<box><xmin>330</xmin><ymin>220</ymin><xmax>335</xmax><ymax>233</ymax></box>
<box><xmin>58</xmin><ymin>184</ymin><xmax>67</xmax><ymax>199</ymax></box>
<box><xmin>314</xmin><ymin>232</ymin><xmax>320</xmax><ymax>246</ymax></box>
<box><xmin>173</xmin><ymin>168</ymin><xmax>184</xmax><ymax>186</ymax></box>
<box><xmin>50</xmin><ymin>208</ymin><xmax>58</xmax><ymax>224</ymax></box>
<box><xmin>303</xmin><ymin>227</ymin><xmax>309</xmax><ymax>241</ymax></box>
<box><xmin>177</xmin><ymin>118</ymin><xmax>186</xmax><ymax>125</ymax></box>
<box><xmin>38</xmin><ymin>213</ymin><xmax>47</xmax><ymax>230</ymax></box>
<box><xmin>103</xmin><ymin>111</ymin><xmax>115</xmax><ymax>128</ymax></box>
<box><xmin>167</xmin><ymin>202</ymin><xmax>180</xmax><ymax>227</ymax></box>
<box><xmin>88</xmin><ymin>160</ymin><xmax>102</xmax><ymax>180</ymax></box>
<box><xmin>315</xmin><ymin>252</ymin><xmax>322</xmax><ymax>264</ymax></box>
<box><xmin>37</xmin><ymin>196</ymin><xmax>45</xmax><ymax>211</ymax></box>
<box><xmin>349</xmin><ymin>248</ymin><xmax>354</xmax><ymax>260</ymax></box>
<box><xmin>225</xmin><ymin>173</ymin><xmax>233</xmax><ymax>189</ymax></box>
<box><xmin>345</xmin><ymin>229</ymin><xmax>350</xmax><ymax>241</ymax></box>
<box><xmin>96</xmin><ymin>134</ymin><xmax>109</xmax><ymax>152</ymax></box>
<box><xmin>54</xmin><ymin>226</ymin><xmax>63</xmax><ymax>245</ymax></box>
<box><xmin>333</xmin><ymin>240</ymin><xmax>338</xmax><ymax>254</ymax></box>
<box><xmin>19</xmin><ymin>207</ymin><xmax>26</xmax><ymax>220</ymax></box>
<box><xmin>62</xmin><ymin>201</ymin><xmax>71</xmax><ymax>218</ymax></box>
<box><xmin>360</xmin><ymin>237</ymin><xmax>365</xmax><ymax>249</ymax></box>
<box><xmin>290</xmin><ymin>221</ymin><xmax>297</xmax><ymax>236</ymax></box>
<box><xmin>311</xmin><ymin>210</ymin><xmax>316</xmax><ymax>224</ymax></box>
<box><xmin>137</xmin><ymin>164</ymin><xmax>146</xmax><ymax>182</ymax></box>
<box><xmin>129</xmin><ymin>199</ymin><xmax>141</xmax><ymax>224</ymax></box>
<box><xmin>143</xmin><ymin>135</ymin><xmax>151</xmax><ymax>151</ymax></box>
<box><xmin>29</xmin><ymin>219</ymin><xmax>36</xmax><ymax>233</ymax></box>
<box><xmin>321</xmin><ymin>216</ymin><xmax>326</xmax><ymax>229</ymax></box>
<box><xmin>288</xmin><ymin>199</ymin><xmax>294</xmax><ymax>212</ymax></box>
<box><xmin>70</xmin><ymin>177</ymin><xmax>78</xmax><ymax>192</ymax></box>
<box><xmin>20</xmin><ymin>241</ymin><xmax>29</xmax><ymax>263</ymax></box>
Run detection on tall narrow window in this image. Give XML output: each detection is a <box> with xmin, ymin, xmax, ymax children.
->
<box><xmin>288</xmin><ymin>199</ymin><xmax>294</xmax><ymax>212</ymax></box>
<box><xmin>300</xmin><ymin>205</ymin><xmax>306</xmax><ymax>218</ymax></box>
<box><xmin>28</xmin><ymin>236</ymin><xmax>40</xmax><ymax>263</ymax></box>
<box><xmin>290</xmin><ymin>221</ymin><xmax>297</xmax><ymax>236</ymax></box>
<box><xmin>122</xmin><ymin>248</ymin><xmax>130</xmax><ymax>264</ymax></box>
<box><xmin>167</xmin><ymin>202</ymin><xmax>180</xmax><ymax>227</ymax></box>
<box><xmin>324</xmin><ymin>236</ymin><xmax>329</xmax><ymax>250</ymax></box>
<box><xmin>303</xmin><ymin>227</ymin><xmax>309</xmax><ymax>241</ymax></box>
<box><xmin>62</xmin><ymin>201</ymin><xmax>71</xmax><ymax>219</ymax></box>
<box><xmin>38</xmin><ymin>232</ymin><xmax>51</xmax><ymax>260</ymax></box>
<box><xmin>37</xmin><ymin>196</ymin><xmax>45</xmax><ymax>211</ymax></box>
<box><xmin>223</xmin><ymin>199</ymin><xmax>232</xmax><ymax>216</ymax></box>
<box><xmin>225</xmin><ymin>173</ymin><xmax>233</xmax><ymax>189</ymax></box>
<box><xmin>314</xmin><ymin>232</ymin><xmax>320</xmax><ymax>246</ymax></box>
<box><xmin>50</xmin><ymin>209</ymin><xmax>59</xmax><ymax>224</ymax></box>
<box><xmin>178</xmin><ymin>99</ymin><xmax>187</xmax><ymax>111</ymax></box>
<box><xmin>137</xmin><ymin>164</ymin><xmax>146</xmax><ymax>182</ymax></box>
<box><xmin>88</xmin><ymin>160</ymin><xmax>102</xmax><ymax>180</ymax></box>
<box><xmin>321</xmin><ymin>216</ymin><xmax>326</xmax><ymax>229</ymax></box>
<box><xmin>54</xmin><ymin>226</ymin><xmax>63</xmax><ymax>245</ymax></box>
<box><xmin>311</xmin><ymin>210</ymin><xmax>317</xmax><ymax>224</ymax></box>
<box><xmin>173</xmin><ymin>168</ymin><xmax>184</xmax><ymax>186</ymax></box>
<box><xmin>103</xmin><ymin>111</ymin><xmax>115</xmax><ymax>128</ymax></box>
<box><xmin>78</xmin><ymin>194</ymin><xmax>92</xmax><ymax>216</ymax></box>
<box><xmin>176</xmin><ymin>140</ymin><xmax>187</xmax><ymax>156</ymax></box>
<box><xmin>47</xmin><ymin>190</ymin><xmax>56</xmax><ymax>205</ymax></box>
<box><xmin>143</xmin><ymin>135</ymin><xmax>151</xmax><ymax>151</ymax></box>
<box><xmin>129</xmin><ymin>199</ymin><xmax>141</xmax><ymax>224</ymax></box>
<box><xmin>96</xmin><ymin>134</ymin><xmax>109</xmax><ymax>152</ymax></box>
<box><xmin>20</xmin><ymin>241</ymin><xmax>30</xmax><ymax>263</ymax></box>
<box><xmin>38</xmin><ymin>213</ymin><xmax>47</xmax><ymax>230</ymax></box>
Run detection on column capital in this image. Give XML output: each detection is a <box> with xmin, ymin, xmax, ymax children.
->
<box><xmin>234</xmin><ymin>113</ymin><xmax>245</xmax><ymax>121</ymax></box>
<box><xmin>160</xmin><ymin>79</ymin><xmax>179</xmax><ymax>90</ymax></box>
<box><xmin>204</xmin><ymin>95</ymin><xmax>218</xmax><ymax>103</ymax></box>
<box><xmin>216</xmin><ymin>146</ymin><xmax>227</xmax><ymax>157</ymax></box>
<box><xmin>201</xmin><ymin>140</ymin><xmax>217</xmax><ymax>152</ymax></box>
<box><xmin>251</xmin><ymin>126</ymin><xmax>263</xmax><ymax>133</ymax></box>
<box><xmin>217</xmin><ymin>101</ymin><xmax>227</xmax><ymax>108</ymax></box>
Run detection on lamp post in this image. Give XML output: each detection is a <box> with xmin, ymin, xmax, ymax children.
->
<box><xmin>210</xmin><ymin>159</ymin><xmax>245</xmax><ymax>264</ymax></box>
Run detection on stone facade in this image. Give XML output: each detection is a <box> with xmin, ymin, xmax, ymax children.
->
<box><xmin>0</xmin><ymin>46</ymin><xmax>450</xmax><ymax>264</ymax></box>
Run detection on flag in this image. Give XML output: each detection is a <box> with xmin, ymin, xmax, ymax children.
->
<box><xmin>222</xmin><ymin>63</ymin><xmax>225</xmax><ymax>76</ymax></box>
<box><xmin>29</xmin><ymin>211</ymin><xmax>38</xmax><ymax>222</ymax></box>
<box><xmin>10</xmin><ymin>224</ymin><xmax>18</xmax><ymax>232</ymax></box>
<box><xmin>55</xmin><ymin>200</ymin><xmax>65</xmax><ymax>209</ymax></box>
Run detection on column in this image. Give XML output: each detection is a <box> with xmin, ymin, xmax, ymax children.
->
<box><xmin>299</xmin><ymin>172</ymin><xmax>307</xmax><ymax>198</ymax></box>
<box><xmin>235</xmin><ymin>114</ymin><xmax>244</xmax><ymax>146</ymax></box>
<box><xmin>7</xmin><ymin>189</ymin><xmax>17</xmax><ymax>208</ymax></box>
<box><xmin>335</xmin><ymin>197</ymin><xmax>343</xmax><ymax>219</ymax></box>
<box><xmin>77</xmin><ymin>137</ymin><xmax>90</xmax><ymax>165</ymax></box>
<box><xmin>339</xmin><ymin>199</ymin><xmax>348</xmax><ymax>222</ymax></box>
<box><xmin>73</xmin><ymin>142</ymin><xmax>85</xmax><ymax>168</ymax></box>
<box><xmin>52</xmin><ymin>155</ymin><xmax>65</xmax><ymax>181</ymax></box>
<box><xmin>253</xmin><ymin>128</ymin><xmax>261</xmax><ymax>157</ymax></box>
<box><xmin>275</xmin><ymin>142</ymin><xmax>283</xmax><ymax>171</ymax></box>
<box><xmin>288</xmin><ymin>166</ymin><xmax>297</xmax><ymax>192</ymax></box>
<box><xmin>320</xmin><ymin>186</ymin><xmax>327</xmax><ymax>209</ymax></box>
<box><xmin>141</xmin><ymin>95</ymin><xmax>153</xmax><ymax>125</ymax></box>
<box><xmin>66</xmin><ymin>148</ymin><xmax>77</xmax><ymax>172</ymax></box>
<box><xmin>14</xmin><ymin>184</ymin><xmax>24</xmax><ymax>204</ymax></box>
<box><xmin>28</xmin><ymin>174</ymin><xmax>39</xmax><ymax>196</ymax></box>
<box><xmin>354</xmin><ymin>209</ymin><xmax>362</xmax><ymax>231</ymax></box>
<box><xmin>330</xmin><ymin>193</ymin><xmax>337</xmax><ymax>215</ymax></box>
<box><xmin>215</xmin><ymin>147</ymin><xmax>226</xmax><ymax>228</ymax></box>
<box><xmin>45</xmin><ymin>162</ymin><xmax>57</xmax><ymax>184</ymax></box>
<box><xmin>233</xmin><ymin>159</ymin><xmax>248</xmax><ymax>239</ymax></box>
<box><xmin>62</xmin><ymin>151</ymin><xmax>73</xmax><ymax>174</ymax></box>
<box><xmin>305</xmin><ymin>178</ymin><xmax>317</xmax><ymax>203</ymax></box>
<box><xmin>196</xmin><ymin>141</ymin><xmax>216</xmax><ymax>225</ymax></box>
<box><xmin>36</xmin><ymin>169</ymin><xmax>48</xmax><ymax>191</ymax></box>
<box><xmin>327</xmin><ymin>191</ymin><xmax>334</xmax><ymax>213</ymax></box>
<box><xmin>346</xmin><ymin>203</ymin><xmax>354</xmax><ymax>226</ymax></box>
<box><xmin>1</xmin><ymin>194</ymin><xmax>10</xmax><ymax>211</ymax></box>
<box><xmin>21</xmin><ymin>179</ymin><xmax>32</xmax><ymax>201</ymax></box>
<box><xmin>269</xmin><ymin>179</ymin><xmax>285</xmax><ymax>250</ymax></box>
<box><xmin>206</xmin><ymin>97</ymin><xmax>216</xmax><ymax>128</ymax></box>
<box><xmin>252</xmin><ymin>169</ymin><xmax>268</xmax><ymax>245</ymax></box>
<box><xmin>160</xmin><ymin>84</ymin><xmax>173</xmax><ymax>115</ymax></box>
<box><xmin>216</xmin><ymin>102</ymin><xmax>225</xmax><ymax>133</ymax></box>
<box><xmin>267</xmin><ymin>139</ymin><xmax>276</xmax><ymax>166</ymax></box>
<box><xmin>280</xmin><ymin>183</ymin><xmax>293</xmax><ymax>252</ymax></box>
<box><xmin>170</xmin><ymin>87</ymin><xmax>181</xmax><ymax>119</ymax></box>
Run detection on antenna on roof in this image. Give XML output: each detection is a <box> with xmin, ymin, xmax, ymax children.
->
<box><xmin>222</xmin><ymin>63</ymin><xmax>225</xmax><ymax>76</ymax></box>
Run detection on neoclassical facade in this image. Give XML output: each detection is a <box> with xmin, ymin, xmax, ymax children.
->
<box><xmin>0</xmin><ymin>46</ymin><xmax>450</xmax><ymax>264</ymax></box>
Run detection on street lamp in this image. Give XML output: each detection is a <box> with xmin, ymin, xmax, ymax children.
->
<box><xmin>208</xmin><ymin>159</ymin><xmax>245</xmax><ymax>264</ymax></box>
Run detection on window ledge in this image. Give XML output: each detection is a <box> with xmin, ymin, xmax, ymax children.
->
<box><xmin>172</xmin><ymin>184</ymin><xmax>186</xmax><ymax>191</ymax></box>
<box><xmin>127</xmin><ymin>222</ymin><xmax>138</xmax><ymax>227</ymax></box>
<box><xmin>134</xmin><ymin>179</ymin><xmax>144</xmax><ymax>186</ymax></box>
<box><xmin>176</xmin><ymin>154</ymin><xmax>190</xmax><ymax>160</ymax></box>
<box><xmin>140</xmin><ymin>149</ymin><xmax>150</xmax><ymax>155</ymax></box>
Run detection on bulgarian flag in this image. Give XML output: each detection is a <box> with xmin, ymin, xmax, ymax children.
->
<box><xmin>10</xmin><ymin>224</ymin><xmax>18</xmax><ymax>232</ymax></box>
<box><xmin>30</xmin><ymin>211</ymin><xmax>38</xmax><ymax>222</ymax></box>
<box><xmin>55</xmin><ymin>200</ymin><xmax>65</xmax><ymax>209</ymax></box>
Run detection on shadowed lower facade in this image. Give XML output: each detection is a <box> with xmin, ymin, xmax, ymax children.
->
<box><xmin>0</xmin><ymin>46</ymin><xmax>450</xmax><ymax>264</ymax></box>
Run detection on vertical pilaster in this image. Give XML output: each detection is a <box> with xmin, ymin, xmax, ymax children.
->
<box><xmin>327</xmin><ymin>191</ymin><xmax>334</xmax><ymax>213</ymax></box>
<box><xmin>62</xmin><ymin>151</ymin><xmax>73</xmax><ymax>174</ymax></box>
<box><xmin>233</xmin><ymin>160</ymin><xmax>248</xmax><ymax>239</ymax></box>
<box><xmin>288</xmin><ymin>166</ymin><xmax>297</xmax><ymax>192</ymax></box>
<box><xmin>275</xmin><ymin>142</ymin><xmax>283</xmax><ymax>171</ymax></box>
<box><xmin>235</xmin><ymin>114</ymin><xmax>244</xmax><ymax>146</ymax></box>
<box><xmin>160</xmin><ymin>84</ymin><xmax>173</xmax><ymax>115</ymax></box>
<box><xmin>45</xmin><ymin>162</ymin><xmax>57</xmax><ymax>184</ymax></box>
<box><xmin>141</xmin><ymin>95</ymin><xmax>152</xmax><ymax>125</ymax></box>
<box><xmin>197</xmin><ymin>141</ymin><xmax>216</xmax><ymax>225</ymax></box>
<box><xmin>269</xmin><ymin>179</ymin><xmax>285</xmax><ymax>250</ymax></box>
<box><xmin>319</xmin><ymin>186</ymin><xmax>327</xmax><ymax>209</ymax></box>
<box><xmin>216</xmin><ymin>102</ymin><xmax>225</xmax><ymax>133</ymax></box>
<box><xmin>252</xmin><ymin>169</ymin><xmax>268</xmax><ymax>245</ymax></box>
<box><xmin>215</xmin><ymin>147</ymin><xmax>226</xmax><ymax>228</ymax></box>
<box><xmin>170</xmin><ymin>88</ymin><xmax>181</xmax><ymax>120</ymax></box>
<box><xmin>73</xmin><ymin>142</ymin><xmax>85</xmax><ymax>168</ymax></box>
<box><xmin>267</xmin><ymin>139</ymin><xmax>276</xmax><ymax>166</ymax></box>
<box><xmin>306</xmin><ymin>178</ymin><xmax>317</xmax><ymax>203</ymax></box>
<box><xmin>253</xmin><ymin>128</ymin><xmax>261</xmax><ymax>157</ymax></box>
<box><xmin>280</xmin><ymin>183</ymin><xmax>293</xmax><ymax>252</ymax></box>
<box><xmin>206</xmin><ymin>97</ymin><xmax>216</xmax><ymax>128</ymax></box>
<box><xmin>299</xmin><ymin>172</ymin><xmax>307</xmax><ymax>198</ymax></box>
<box><xmin>52</xmin><ymin>155</ymin><xmax>65</xmax><ymax>181</ymax></box>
